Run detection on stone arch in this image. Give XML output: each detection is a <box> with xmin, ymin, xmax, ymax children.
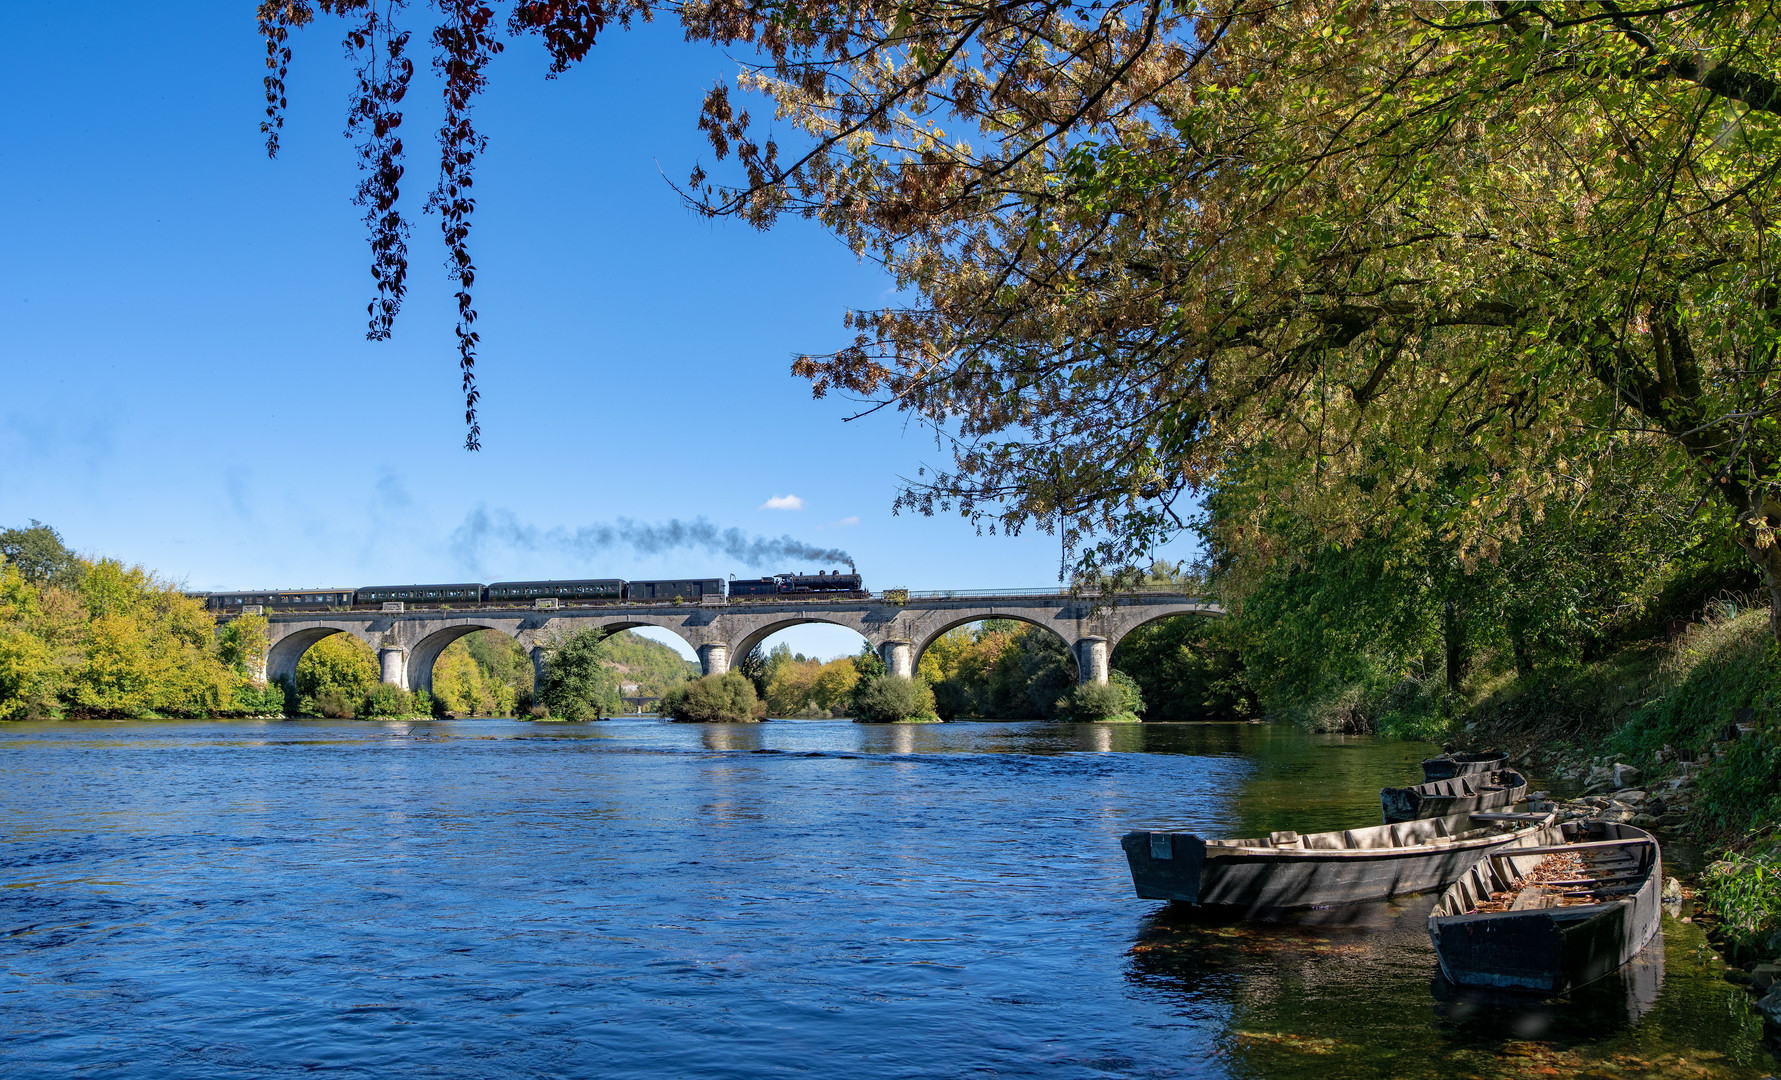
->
<box><xmin>265</xmin><ymin>627</ymin><xmax>379</xmax><ymax>689</ymax></box>
<box><xmin>1105</xmin><ymin>606</ymin><xmax>1225</xmax><ymax>657</ymax></box>
<box><xmin>728</xmin><ymin>616</ymin><xmax>872</xmax><ymax>670</ymax></box>
<box><xmin>407</xmin><ymin>624</ymin><xmax>521</xmax><ymax>694</ymax></box>
<box><xmin>913</xmin><ymin>613</ymin><xmax>1081</xmax><ymax>682</ymax></box>
<box><xmin>579</xmin><ymin>618</ymin><xmax>701</xmax><ymax>651</ymax></box>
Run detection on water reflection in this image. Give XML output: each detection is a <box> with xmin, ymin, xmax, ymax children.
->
<box><xmin>699</xmin><ymin>722</ymin><xmax>765</xmax><ymax>753</ymax></box>
<box><xmin>1430</xmin><ymin>928</ymin><xmax>1667</xmax><ymax>1034</ymax></box>
<box><xmin>1126</xmin><ymin>899</ymin><xmax>1765</xmax><ymax>1079</ymax></box>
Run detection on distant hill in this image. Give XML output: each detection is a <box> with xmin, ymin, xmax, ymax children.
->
<box><xmin>596</xmin><ymin>631</ymin><xmax>697</xmax><ymax>697</ymax></box>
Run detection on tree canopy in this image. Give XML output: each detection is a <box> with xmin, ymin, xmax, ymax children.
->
<box><xmin>269</xmin><ymin>2</ymin><xmax>1781</xmax><ymax>637</ymax></box>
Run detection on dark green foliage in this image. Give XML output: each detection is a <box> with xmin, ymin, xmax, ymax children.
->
<box><xmin>1112</xmin><ymin>616</ymin><xmax>1252</xmax><ymax>720</ymax></box>
<box><xmin>315</xmin><ymin>689</ymin><xmax>356</xmax><ymax>718</ymax></box>
<box><xmin>1607</xmin><ymin>625</ymin><xmax>1775</xmax><ymax>766</ymax></box>
<box><xmin>850</xmin><ymin>674</ymin><xmax>938</xmax><ymax>723</ymax></box>
<box><xmin>542</xmin><ymin>628</ymin><xmax>620</xmax><ymax>720</ymax></box>
<box><xmin>659</xmin><ymin>672</ymin><xmax>765</xmax><ymax>722</ymax></box>
<box><xmin>737</xmin><ymin>645</ymin><xmax>771</xmax><ymax>697</ymax></box>
<box><xmin>851</xmin><ymin>645</ymin><xmax>886</xmax><ymax>680</ymax></box>
<box><xmin>999</xmin><ymin>627</ymin><xmax>1075</xmax><ymax>719</ymax></box>
<box><xmin>362</xmin><ymin>684</ymin><xmax>427</xmax><ymax>718</ymax></box>
<box><xmin>1698</xmin><ymin>732</ymin><xmax>1781</xmax><ymax>839</ymax></box>
<box><xmin>271</xmin><ymin>675</ymin><xmax>298</xmax><ymax>716</ymax></box>
<box><xmin>0</xmin><ymin>521</ymin><xmax>81</xmax><ymax>587</ymax></box>
<box><xmin>1697</xmin><ymin>854</ymin><xmax>1781</xmax><ymax>960</ymax></box>
<box><xmin>231</xmin><ymin>682</ymin><xmax>287</xmax><ymax>716</ymax></box>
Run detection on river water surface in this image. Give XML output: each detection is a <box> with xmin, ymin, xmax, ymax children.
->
<box><xmin>1</xmin><ymin>719</ymin><xmax>1772</xmax><ymax>1078</ymax></box>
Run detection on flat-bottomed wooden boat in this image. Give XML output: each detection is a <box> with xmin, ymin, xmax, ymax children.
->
<box><xmin>1120</xmin><ymin>810</ymin><xmax>1560</xmax><ymax>914</ymax></box>
<box><xmin>1382</xmin><ymin>768</ymin><xmax>1527</xmax><ymax>824</ymax></box>
<box><xmin>1422</xmin><ymin>750</ymin><xmax>1508</xmax><ymax>782</ymax></box>
<box><xmin>1428</xmin><ymin>820</ymin><xmax>1662</xmax><ymax>994</ymax></box>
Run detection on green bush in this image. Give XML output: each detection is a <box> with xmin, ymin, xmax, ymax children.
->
<box><xmin>1055</xmin><ymin>676</ymin><xmax>1141</xmax><ymax>722</ymax></box>
<box><xmin>361</xmin><ymin>683</ymin><xmax>426</xmax><ymax>718</ymax></box>
<box><xmin>231</xmin><ymin>682</ymin><xmax>287</xmax><ymax>716</ymax></box>
<box><xmin>314</xmin><ymin>688</ymin><xmax>356</xmax><ymax>718</ymax></box>
<box><xmin>1698</xmin><ymin>853</ymin><xmax>1781</xmax><ymax>960</ymax></box>
<box><xmin>660</xmin><ymin>672</ymin><xmax>766</xmax><ymax>722</ymax></box>
<box><xmin>851</xmin><ymin>674</ymin><xmax>939</xmax><ymax>723</ymax></box>
<box><xmin>1054</xmin><ymin>680</ymin><xmax>1139</xmax><ymax>723</ymax></box>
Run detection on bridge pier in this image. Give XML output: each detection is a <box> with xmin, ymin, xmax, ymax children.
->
<box><xmin>530</xmin><ymin>646</ymin><xmax>549</xmax><ymax>696</ymax></box>
<box><xmin>379</xmin><ymin>647</ymin><xmax>408</xmax><ymax>688</ymax></box>
<box><xmin>698</xmin><ymin>643</ymin><xmax>729</xmax><ymax>677</ymax></box>
<box><xmin>878</xmin><ymin>639</ymin><xmax>913</xmax><ymax>679</ymax></box>
<box><xmin>1074</xmin><ymin>636</ymin><xmax>1109</xmax><ymax>685</ymax></box>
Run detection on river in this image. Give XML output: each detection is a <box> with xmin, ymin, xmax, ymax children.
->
<box><xmin>0</xmin><ymin>719</ymin><xmax>1772</xmax><ymax>1078</ymax></box>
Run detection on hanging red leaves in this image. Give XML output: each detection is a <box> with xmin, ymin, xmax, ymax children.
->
<box><xmin>347</xmin><ymin>2</ymin><xmax>414</xmax><ymax>342</ymax></box>
<box><xmin>257</xmin><ymin>1</ymin><xmax>623</xmax><ymax>450</ymax></box>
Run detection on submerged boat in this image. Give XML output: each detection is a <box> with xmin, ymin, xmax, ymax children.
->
<box><xmin>1428</xmin><ymin>820</ymin><xmax>1662</xmax><ymax>994</ymax></box>
<box><xmin>1382</xmin><ymin>768</ymin><xmax>1527</xmax><ymax>824</ymax></box>
<box><xmin>1422</xmin><ymin>750</ymin><xmax>1509</xmax><ymax>782</ymax></box>
<box><xmin>1120</xmin><ymin>810</ymin><xmax>1560</xmax><ymax>914</ymax></box>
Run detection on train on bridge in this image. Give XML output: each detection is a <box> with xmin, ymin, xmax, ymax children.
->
<box><xmin>190</xmin><ymin>572</ymin><xmax>866</xmax><ymax>612</ymax></box>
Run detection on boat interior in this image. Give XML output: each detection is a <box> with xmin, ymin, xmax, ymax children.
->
<box><xmin>1404</xmin><ymin>769</ymin><xmax>1518</xmax><ymax>799</ymax></box>
<box><xmin>1435</xmin><ymin>831</ymin><xmax>1658</xmax><ymax>917</ymax></box>
<box><xmin>1204</xmin><ymin>811</ymin><xmax>1554</xmax><ymax>853</ymax></box>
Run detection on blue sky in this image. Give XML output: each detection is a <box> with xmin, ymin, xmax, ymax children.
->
<box><xmin>0</xmin><ymin>7</ymin><xmax>1196</xmax><ymax>658</ymax></box>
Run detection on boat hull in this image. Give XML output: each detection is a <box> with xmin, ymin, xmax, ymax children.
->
<box><xmin>1382</xmin><ymin>769</ymin><xmax>1527</xmax><ymax>824</ymax></box>
<box><xmin>1428</xmin><ymin>821</ymin><xmax>1663</xmax><ymax>994</ymax></box>
<box><xmin>1422</xmin><ymin>751</ymin><xmax>1509</xmax><ymax>782</ymax></box>
<box><xmin>1121</xmin><ymin>812</ymin><xmax>1561</xmax><ymax>914</ymax></box>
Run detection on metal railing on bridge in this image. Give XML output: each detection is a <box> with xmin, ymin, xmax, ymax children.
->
<box><xmin>885</xmin><ymin>585</ymin><xmax>1208</xmax><ymax>600</ymax></box>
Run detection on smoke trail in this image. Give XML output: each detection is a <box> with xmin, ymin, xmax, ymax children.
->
<box><xmin>450</xmin><ymin>507</ymin><xmax>855</xmax><ymax>575</ymax></box>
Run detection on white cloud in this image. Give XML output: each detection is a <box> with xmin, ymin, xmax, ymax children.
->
<box><xmin>830</xmin><ymin>516</ymin><xmax>860</xmax><ymax>527</ymax></box>
<box><xmin>760</xmin><ymin>494</ymin><xmax>804</xmax><ymax>510</ymax></box>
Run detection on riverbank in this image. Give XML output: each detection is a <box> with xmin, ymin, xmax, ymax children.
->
<box><xmin>1444</xmin><ymin>607</ymin><xmax>1781</xmax><ymax>1039</ymax></box>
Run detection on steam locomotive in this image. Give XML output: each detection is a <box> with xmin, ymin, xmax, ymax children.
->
<box><xmin>191</xmin><ymin>571</ymin><xmax>866</xmax><ymax>611</ymax></box>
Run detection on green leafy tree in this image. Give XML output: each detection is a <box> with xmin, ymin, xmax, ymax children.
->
<box><xmin>541</xmin><ymin>628</ymin><xmax>621</xmax><ymax>720</ymax></box>
<box><xmin>465</xmin><ymin>629</ymin><xmax>536</xmax><ymax>711</ymax></box>
<box><xmin>1113</xmin><ymin>616</ymin><xmax>1253</xmax><ymax>721</ymax></box>
<box><xmin>296</xmin><ymin>634</ymin><xmax>379</xmax><ymax>717</ymax></box>
<box><xmin>218</xmin><ymin>612</ymin><xmax>270</xmax><ymax>681</ymax></box>
<box><xmin>0</xmin><ymin>521</ymin><xmax>80</xmax><ymax>587</ymax></box>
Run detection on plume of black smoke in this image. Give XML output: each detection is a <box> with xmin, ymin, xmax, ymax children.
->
<box><xmin>451</xmin><ymin>507</ymin><xmax>855</xmax><ymax>574</ymax></box>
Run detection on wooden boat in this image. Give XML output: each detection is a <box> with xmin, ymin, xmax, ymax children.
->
<box><xmin>1428</xmin><ymin>820</ymin><xmax>1662</xmax><ymax>994</ymax></box>
<box><xmin>1422</xmin><ymin>750</ymin><xmax>1508</xmax><ymax>782</ymax></box>
<box><xmin>1381</xmin><ymin>768</ymin><xmax>1526</xmax><ymax>824</ymax></box>
<box><xmin>1120</xmin><ymin>810</ymin><xmax>1560</xmax><ymax>914</ymax></box>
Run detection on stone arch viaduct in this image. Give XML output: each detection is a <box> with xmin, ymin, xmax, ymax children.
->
<box><xmin>254</xmin><ymin>591</ymin><xmax>1223</xmax><ymax>697</ymax></box>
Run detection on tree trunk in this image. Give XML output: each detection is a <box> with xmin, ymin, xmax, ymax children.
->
<box><xmin>1509</xmin><ymin>626</ymin><xmax>1535</xmax><ymax>679</ymax></box>
<box><xmin>1443</xmin><ymin>599</ymin><xmax>1469</xmax><ymax>693</ymax></box>
<box><xmin>1734</xmin><ymin>495</ymin><xmax>1781</xmax><ymax>646</ymax></box>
